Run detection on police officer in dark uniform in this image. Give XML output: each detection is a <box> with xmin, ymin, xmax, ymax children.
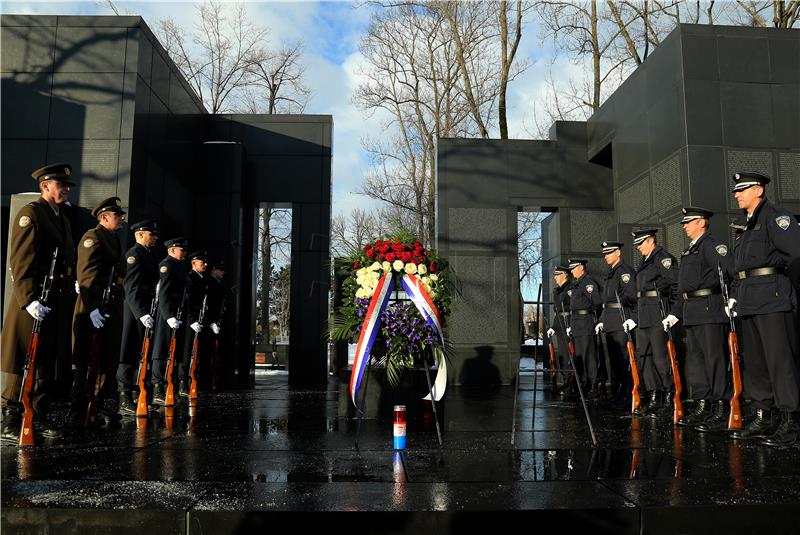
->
<box><xmin>205</xmin><ymin>260</ymin><xmax>226</xmax><ymax>391</ymax></box>
<box><xmin>546</xmin><ymin>265</ymin><xmax>572</xmax><ymax>394</ymax></box>
<box><xmin>115</xmin><ymin>219</ymin><xmax>160</xmax><ymax>415</ymax></box>
<box><xmin>151</xmin><ymin>238</ymin><xmax>190</xmax><ymax>405</ymax></box>
<box><xmin>727</xmin><ymin>172</ymin><xmax>800</xmax><ymax>446</ymax></box>
<box><xmin>69</xmin><ymin>197</ymin><xmax>126</xmax><ymax>423</ymax></box>
<box><xmin>671</xmin><ymin>207</ymin><xmax>736</xmax><ymax>431</ymax></box>
<box><xmin>178</xmin><ymin>250</ymin><xmax>210</xmax><ymax>398</ymax></box>
<box><xmin>566</xmin><ymin>259</ymin><xmax>603</xmax><ymax>397</ymax></box>
<box><xmin>595</xmin><ymin>241</ymin><xmax>638</xmax><ymax>407</ymax></box>
<box><xmin>631</xmin><ymin>228</ymin><xmax>679</xmax><ymax>419</ymax></box>
<box><xmin>1</xmin><ymin>163</ymin><xmax>76</xmax><ymax>443</ymax></box>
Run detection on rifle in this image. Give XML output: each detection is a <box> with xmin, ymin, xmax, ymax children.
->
<box><xmin>189</xmin><ymin>293</ymin><xmax>208</xmax><ymax>399</ymax></box>
<box><xmin>656</xmin><ymin>283</ymin><xmax>684</xmax><ymax>425</ymax></box>
<box><xmin>543</xmin><ymin>314</ymin><xmax>557</xmax><ymax>386</ymax></box>
<box><xmin>616</xmin><ymin>290</ymin><xmax>641</xmax><ymax>413</ymax></box>
<box><xmin>164</xmin><ymin>286</ymin><xmax>187</xmax><ymax>407</ymax></box>
<box><xmin>85</xmin><ymin>267</ymin><xmax>115</xmax><ymax>427</ymax></box>
<box><xmin>719</xmin><ymin>264</ymin><xmax>742</xmax><ymax>430</ymax></box>
<box><xmin>18</xmin><ymin>247</ymin><xmax>58</xmax><ymax>446</ymax></box>
<box><xmin>135</xmin><ymin>281</ymin><xmax>160</xmax><ymax>418</ymax></box>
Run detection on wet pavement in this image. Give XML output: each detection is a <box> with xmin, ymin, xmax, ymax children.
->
<box><xmin>3</xmin><ymin>369</ymin><xmax>800</xmax><ymax>534</ymax></box>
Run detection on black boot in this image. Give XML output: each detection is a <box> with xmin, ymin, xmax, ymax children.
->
<box><xmin>761</xmin><ymin>411</ymin><xmax>798</xmax><ymax>447</ymax></box>
<box><xmin>1</xmin><ymin>408</ymin><xmax>21</xmax><ymax>446</ymax></box>
<box><xmin>152</xmin><ymin>383</ymin><xmax>166</xmax><ymax>405</ymax></box>
<box><xmin>638</xmin><ymin>391</ymin><xmax>657</xmax><ymax>416</ymax></box>
<box><xmin>655</xmin><ymin>392</ymin><xmax>675</xmax><ymax>422</ymax></box>
<box><xmin>644</xmin><ymin>391</ymin><xmax>664</xmax><ymax>419</ymax></box>
<box><xmin>678</xmin><ymin>399</ymin><xmax>709</xmax><ymax>427</ymax></box>
<box><xmin>731</xmin><ymin>408</ymin><xmax>778</xmax><ymax>440</ymax></box>
<box><xmin>695</xmin><ymin>400</ymin><xmax>727</xmax><ymax>433</ymax></box>
<box><xmin>178</xmin><ymin>379</ymin><xmax>189</xmax><ymax>398</ymax></box>
<box><xmin>118</xmin><ymin>392</ymin><xmax>136</xmax><ymax>415</ymax></box>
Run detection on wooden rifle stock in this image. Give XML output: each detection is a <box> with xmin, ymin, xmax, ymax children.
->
<box><xmin>136</xmin><ymin>336</ymin><xmax>151</xmax><ymax>417</ymax></box>
<box><xmin>18</xmin><ymin>247</ymin><xmax>58</xmax><ymax>446</ymax></box>
<box><xmin>85</xmin><ymin>268</ymin><xmax>116</xmax><ymax>427</ymax></box>
<box><xmin>189</xmin><ymin>294</ymin><xmax>208</xmax><ymax>400</ymax></box>
<box><xmin>727</xmin><ymin>331</ymin><xmax>743</xmax><ymax>429</ymax></box>
<box><xmin>165</xmin><ymin>287</ymin><xmax>187</xmax><ymax>407</ymax></box>
<box><xmin>666</xmin><ymin>338</ymin><xmax>684</xmax><ymax>424</ymax></box>
<box><xmin>627</xmin><ymin>340</ymin><xmax>641</xmax><ymax>413</ymax></box>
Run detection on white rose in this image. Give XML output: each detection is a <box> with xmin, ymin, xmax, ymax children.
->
<box><xmin>392</xmin><ymin>260</ymin><xmax>404</xmax><ymax>272</ymax></box>
<box><xmin>404</xmin><ymin>263</ymin><xmax>417</xmax><ymax>275</ymax></box>
<box><xmin>356</xmin><ymin>268</ymin><xmax>367</xmax><ymax>277</ymax></box>
<box><xmin>356</xmin><ymin>275</ymin><xmax>366</xmax><ymax>286</ymax></box>
<box><xmin>381</xmin><ymin>261</ymin><xmax>391</xmax><ymax>272</ymax></box>
<box><xmin>417</xmin><ymin>264</ymin><xmax>427</xmax><ymax>275</ymax></box>
<box><xmin>428</xmin><ymin>290</ymin><xmax>437</xmax><ymax>300</ymax></box>
<box><xmin>429</xmin><ymin>273</ymin><xmax>439</xmax><ymax>282</ymax></box>
<box><xmin>370</xmin><ymin>262</ymin><xmax>382</xmax><ymax>271</ymax></box>
<box><xmin>355</xmin><ymin>288</ymin><xmax>367</xmax><ymax>299</ymax></box>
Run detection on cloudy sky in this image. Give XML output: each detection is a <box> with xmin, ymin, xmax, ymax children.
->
<box><xmin>2</xmin><ymin>1</ymin><xmax>574</xmax><ymax>221</ymax></box>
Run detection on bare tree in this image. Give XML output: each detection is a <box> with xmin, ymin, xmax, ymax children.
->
<box><xmin>156</xmin><ymin>1</ymin><xmax>268</xmax><ymax>113</ymax></box>
<box><xmin>331</xmin><ymin>208</ymin><xmax>383</xmax><ymax>256</ymax></box>
<box><xmin>243</xmin><ymin>41</ymin><xmax>312</xmax><ymax>114</ymax></box>
<box><xmin>256</xmin><ymin>207</ymin><xmax>291</xmax><ymax>344</ymax></box>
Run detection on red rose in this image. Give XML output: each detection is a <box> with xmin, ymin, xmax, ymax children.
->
<box><xmin>363</xmin><ymin>243</ymin><xmax>370</xmax><ymax>251</ymax></box>
<box><xmin>401</xmin><ymin>252</ymin><xmax>412</xmax><ymax>263</ymax></box>
<box><xmin>391</xmin><ymin>243</ymin><xmax>404</xmax><ymax>252</ymax></box>
<box><xmin>386</xmin><ymin>252</ymin><xmax>396</xmax><ymax>262</ymax></box>
<box><xmin>354</xmin><ymin>261</ymin><xmax>360</xmax><ymax>269</ymax></box>
<box><xmin>366</xmin><ymin>248</ymin><xmax>375</xmax><ymax>258</ymax></box>
<box><xmin>430</xmin><ymin>263</ymin><xmax>437</xmax><ymax>272</ymax></box>
<box><xmin>376</xmin><ymin>253</ymin><xmax>384</xmax><ymax>262</ymax></box>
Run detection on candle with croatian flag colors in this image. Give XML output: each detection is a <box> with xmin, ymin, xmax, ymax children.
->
<box><xmin>393</xmin><ymin>405</ymin><xmax>407</xmax><ymax>450</ymax></box>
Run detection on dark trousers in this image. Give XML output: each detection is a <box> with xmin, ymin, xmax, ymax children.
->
<box><xmin>555</xmin><ymin>329</ymin><xmax>571</xmax><ymax>373</ymax></box>
<box><xmin>636</xmin><ymin>325</ymin><xmax>671</xmax><ymax>392</ymax></box>
<box><xmin>573</xmin><ymin>333</ymin><xmax>599</xmax><ymax>387</ymax></box>
<box><xmin>116</xmin><ymin>305</ymin><xmax>146</xmax><ymax>392</ymax></box>
<box><xmin>684</xmin><ymin>323</ymin><xmax>729</xmax><ymax>401</ymax></box>
<box><xmin>741</xmin><ymin>311</ymin><xmax>800</xmax><ymax>412</ymax></box>
<box><xmin>151</xmin><ymin>321</ymin><xmax>182</xmax><ymax>385</ymax></box>
<box><xmin>605</xmin><ymin>330</ymin><xmax>632</xmax><ymax>394</ymax></box>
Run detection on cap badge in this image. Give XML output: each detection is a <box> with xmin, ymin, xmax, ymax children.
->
<box><xmin>18</xmin><ymin>216</ymin><xmax>31</xmax><ymax>228</ymax></box>
<box><xmin>776</xmin><ymin>216</ymin><xmax>790</xmax><ymax>231</ymax></box>
<box><xmin>115</xmin><ymin>199</ymin><xmax>121</xmax><ymax>207</ymax></box>
<box><xmin>64</xmin><ymin>167</ymin><xmax>71</xmax><ymax>176</ymax></box>
<box><xmin>83</xmin><ymin>239</ymin><xmax>95</xmax><ymax>248</ymax></box>
<box><xmin>715</xmin><ymin>244</ymin><xmax>728</xmax><ymax>256</ymax></box>
<box><xmin>621</xmin><ymin>273</ymin><xmax>631</xmax><ymax>283</ymax></box>
<box><xmin>661</xmin><ymin>258</ymin><xmax>672</xmax><ymax>269</ymax></box>
<box><xmin>127</xmin><ymin>256</ymin><xmax>136</xmax><ymax>264</ymax></box>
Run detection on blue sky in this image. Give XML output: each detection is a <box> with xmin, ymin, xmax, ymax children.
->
<box><xmin>2</xmin><ymin>1</ymin><xmax>571</xmax><ymax>232</ymax></box>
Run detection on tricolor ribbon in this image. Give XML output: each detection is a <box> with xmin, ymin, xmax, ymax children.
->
<box><xmin>401</xmin><ymin>274</ymin><xmax>447</xmax><ymax>402</ymax></box>
<box><xmin>350</xmin><ymin>273</ymin><xmax>395</xmax><ymax>405</ymax></box>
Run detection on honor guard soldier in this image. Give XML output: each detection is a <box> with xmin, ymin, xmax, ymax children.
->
<box><xmin>69</xmin><ymin>197</ymin><xmax>126</xmax><ymax>424</ymax></box>
<box><xmin>206</xmin><ymin>260</ymin><xmax>226</xmax><ymax>391</ymax></box>
<box><xmin>116</xmin><ymin>219</ymin><xmax>159</xmax><ymax>415</ymax></box>
<box><xmin>595</xmin><ymin>241</ymin><xmax>637</xmax><ymax>407</ymax></box>
<box><xmin>1</xmin><ymin>163</ymin><xmax>77</xmax><ymax>443</ymax></box>
<box><xmin>672</xmin><ymin>207</ymin><xmax>736</xmax><ymax>431</ymax></box>
<box><xmin>179</xmin><ymin>250</ymin><xmax>210</xmax><ymax>397</ymax></box>
<box><xmin>151</xmin><ymin>238</ymin><xmax>190</xmax><ymax>404</ymax></box>
<box><xmin>566</xmin><ymin>259</ymin><xmax>603</xmax><ymax>397</ymax></box>
<box><xmin>631</xmin><ymin>228</ymin><xmax>679</xmax><ymax>419</ymax></box>
<box><xmin>546</xmin><ymin>265</ymin><xmax>573</xmax><ymax>395</ymax></box>
<box><xmin>728</xmin><ymin>172</ymin><xmax>800</xmax><ymax>446</ymax></box>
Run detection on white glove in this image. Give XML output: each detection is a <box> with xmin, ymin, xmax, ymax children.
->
<box><xmin>594</xmin><ymin>322</ymin><xmax>604</xmax><ymax>334</ymax></box>
<box><xmin>25</xmin><ymin>300</ymin><xmax>51</xmax><ymax>321</ymax></box>
<box><xmin>622</xmin><ymin>319</ymin><xmax>637</xmax><ymax>332</ymax></box>
<box><xmin>89</xmin><ymin>308</ymin><xmax>108</xmax><ymax>329</ymax></box>
<box><xmin>725</xmin><ymin>298</ymin><xmax>737</xmax><ymax>318</ymax></box>
<box><xmin>167</xmin><ymin>317</ymin><xmax>182</xmax><ymax>329</ymax></box>
<box><xmin>546</xmin><ymin>328</ymin><xmax>555</xmax><ymax>338</ymax></box>
<box><xmin>190</xmin><ymin>321</ymin><xmax>202</xmax><ymax>333</ymax></box>
<box><xmin>566</xmin><ymin>327</ymin><xmax>572</xmax><ymax>337</ymax></box>
<box><xmin>139</xmin><ymin>314</ymin><xmax>154</xmax><ymax>329</ymax></box>
<box><xmin>74</xmin><ymin>281</ymin><xmax>80</xmax><ymax>294</ymax></box>
<box><xmin>662</xmin><ymin>314</ymin><xmax>679</xmax><ymax>331</ymax></box>
<box><xmin>210</xmin><ymin>323</ymin><xmax>221</xmax><ymax>334</ymax></box>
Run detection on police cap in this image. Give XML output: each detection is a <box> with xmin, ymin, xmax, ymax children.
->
<box><xmin>553</xmin><ymin>265</ymin><xmax>569</xmax><ymax>276</ymax></box>
<box><xmin>732</xmin><ymin>172</ymin><xmax>770</xmax><ymax>192</ymax></box>
<box><xmin>189</xmin><ymin>250</ymin><xmax>208</xmax><ymax>262</ymax></box>
<box><xmin>130</xmin><ymin>219</ymin><xmax>158</xmax><ymax>233</ymax></box>
<box><xmin>92</xmin><ymin>196</ymin><xmax>126</xmax><ymax>218</ymax></box>
<box><xmin>601</xmin><ymin>241</ymin><xmax>624</xmax><ymax>254</ymax></box>
<box><xmin>164</xmin><ymin>237</ymin><xmax>189</xmax><ymax>249</ymax></box>
<box><xmin>680</xmin><ymin>206</ymin><xmax>713</xmax><ymax>224</ymax></box>
<box><xmin>568</xmin><ymin>258</ymin><xmax>588</xmax><ymax>270</ymax></box>
<box><xmin>631</xmin><ymin>228</ymin><xmax>658</xmax><ymax>246</ymax></box>
<box><xmin>31</xmin><ymin>162</ymin><xmax>75</xmax><ymax>186</ymax></box>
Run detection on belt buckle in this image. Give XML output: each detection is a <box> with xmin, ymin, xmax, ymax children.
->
<box><xmin>738</xmin><ymin>271</ymin><xmax>746</xmax><ymax>280</ymax></box>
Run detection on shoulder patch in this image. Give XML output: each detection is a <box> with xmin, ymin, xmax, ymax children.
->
<box><xmin>127</xmin><ymin>256</ymin><xmax>136</xmax><ymax>265</ymax></box>
<box><xmin>83</xmin><ymin>238</ymin><xmax>95</xmax><ymax>248</ymax></box>
<box><xmin>776</xmin><ymin>215</ymin><xmax>791</xmax><ymax>231</ymax></box>
<box><xmin>621</xmin><ymin>273</ymin><xmax>631</xmax><ymax>284</ymax></box>
<box><xmin>661</xmin><ymin>258</ymin><xmax>672</xmax><ymax>270</ymax></box>
<box><xmin>586</xmin><ymin>284</ymin><xmax>594</xmax><ymax>293</ymax></box>
<box><xmin>18</xmin><ymin>216</ymin><xmax>31</xmax><ymax>228</ymax></box>
<box><xmin>160</xmin><ymin>265</ymin><xmax>168</xmax><ymax>273</ymax></box>
<box><xmin>715</xmin><ymin>244</ymin><xmax>728</xmax><ymax>256</ymax></box>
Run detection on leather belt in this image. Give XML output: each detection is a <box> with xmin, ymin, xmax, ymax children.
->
<box><xmin>637</xmin><ymin>290</ymin><xmax>659</xmax><ymax>298</ymax></box>
<box><xmin>603</xmin><ymin>303</ymin><xmax>621</xmax><ymax>309</ymax></box>
<box><xmin>738</xmin><ymin>267</ymin><xmax>783</xmax><ymax>280</ymax></box>
<box><xmin>682</xmin><ymin>287</ymin><xmax>721</xmax><ymax>300</ymax></box>
<box><xmin>572</xmin><ymin>309</ymin><xmax>591</xmax><ymax>315</ymax></box>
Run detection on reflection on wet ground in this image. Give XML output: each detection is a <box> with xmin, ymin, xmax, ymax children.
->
<box><xmin>3</xmin><ymin>373</ymin><xmax>800</xmax><ymax>534</ymax></box>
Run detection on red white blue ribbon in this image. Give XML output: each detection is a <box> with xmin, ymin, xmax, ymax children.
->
<box><xmin>401</xmin><ymin>274</ymin><xmax>447</xmax><ymax>401</ymax></box>
<box><xmin>350</xmin><ymin>273</ymin><xmax>395</xmax><ymax>405</ymax></box>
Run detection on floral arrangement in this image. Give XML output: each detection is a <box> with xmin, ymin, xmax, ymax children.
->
<box><xmin>333</xmin><ymin>231</ymin><xmax>456</xmax><ymax>388</ymax></box>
